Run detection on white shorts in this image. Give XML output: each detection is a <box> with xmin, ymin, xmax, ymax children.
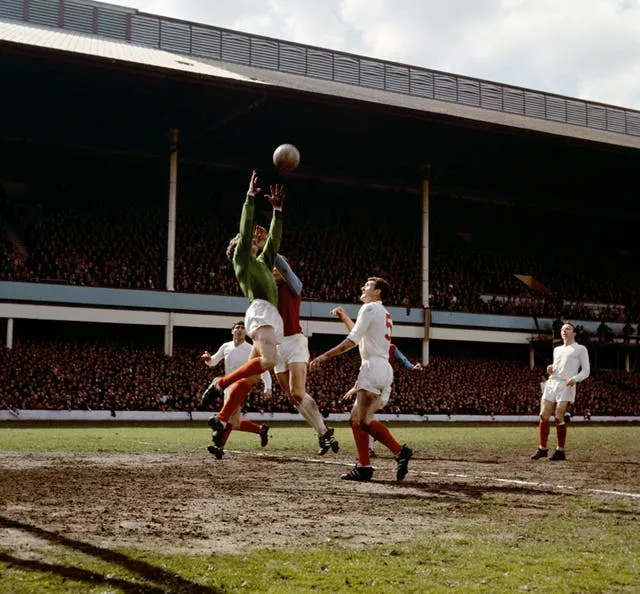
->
<box><xmin>542</xmin><ymin>379</ymin><xmax>576</xmax><ymax>404</ymax></box>
<box><xmin>275</xmin><ymin>333</ymin><xmax>309</xmax><ymax>374</ymax></box>
<box><xmin>244</xmin><ymin>299</ymin><xmax>284</xmax><ymax>343</ymax></box>
<box><xmin>355</xmin><ymin>358</ymin><xmax>393</xmax><ymax>396</ymax></box>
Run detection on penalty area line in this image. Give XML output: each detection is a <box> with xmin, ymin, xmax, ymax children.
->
<box><xmin>448</xmin><ymin>472</ymin><xmax>640</xmax><ymax>501</ymax></box>
<box><xmin>589</xmin><ymin>488</ymin><xmax>640</xmax><ymax>499</ymax></box>
<box><xmin>222</xmin><ymin>450</ymin><xmax>640</xmax><ymax>500</ymax></box>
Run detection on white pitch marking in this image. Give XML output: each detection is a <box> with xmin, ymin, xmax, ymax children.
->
<box><xmin>494</xmin><ymin>478</ymin><xmax>544</xmax><ymax>487</ymax></box>
<box><xmin>222</xmin><ymin>449</ymin><xmax>640</xmax><ymax>501</ymax></box>
<box><xmin>590</xmin><ymin>489</ymin><xmax>640</xmax><ymax>499</ymax></box>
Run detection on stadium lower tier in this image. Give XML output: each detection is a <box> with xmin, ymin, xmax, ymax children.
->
<box><xmin>1</xmin><ymin>339</ymin><xmax>638</xmax><ymax>417</ymax></box>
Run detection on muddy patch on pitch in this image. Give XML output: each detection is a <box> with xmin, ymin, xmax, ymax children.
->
<box><xmin>0</xmin><ymin>450</ymin><xmax>637</xmax><ymax>555</ymax></box>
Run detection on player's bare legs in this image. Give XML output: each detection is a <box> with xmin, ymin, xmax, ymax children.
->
<box><xmin>276</xmin><ymin>362</ymin><xmax>338</xmax><ymax>455</ymax></box>
<box><xmin>252</xmin><ymin>325</ymin><xmax>278</xmax><ymax>369</ymax></box>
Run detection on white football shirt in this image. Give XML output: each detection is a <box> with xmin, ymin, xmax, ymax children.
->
<box><xmin>205</xmin><ymin>340</ymin><xmax>271</xmax><ymax>389</ymax></box>
<box><xmin>549</xmin><ymin>342</ymin><xmax>590</xmax><ymax>383</ymax></box>
<box><xmin>348</xmin><ymin>300</ymin><xmax>393</xmax><ymax>361</ymax></box>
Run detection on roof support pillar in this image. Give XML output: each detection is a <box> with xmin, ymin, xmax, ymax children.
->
<box><xmin>421</xmin><ymin>166</ymin><xmax>430</xmax><ymax>366</ymax></box>
<box><xmin>164</xmin><ymin>128</ymin><xmax>179</xmax><ymax>357</ymax></box>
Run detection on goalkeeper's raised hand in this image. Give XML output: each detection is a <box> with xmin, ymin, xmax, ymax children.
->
<box><xmin>266</xmin><ymin>183</ymin><xmax>286</xmax><ymax>211</ymax></box>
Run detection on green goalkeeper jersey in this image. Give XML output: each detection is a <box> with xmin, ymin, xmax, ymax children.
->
<box><xmin>233</xmin><ymin>193</ymin><xmax>282</xmax><ymax>307</ymax></box>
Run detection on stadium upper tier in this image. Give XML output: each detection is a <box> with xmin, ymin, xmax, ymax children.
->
<box><xmin>1</xmin><ymin>167</ymin><xmax>638</xmax><ymax>323</ymax></box>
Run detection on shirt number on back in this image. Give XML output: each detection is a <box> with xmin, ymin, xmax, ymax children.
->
<box><xmin>385</xmin><ymin>313</ymin><xmax>393</xmax><ymax>342</ymax></box>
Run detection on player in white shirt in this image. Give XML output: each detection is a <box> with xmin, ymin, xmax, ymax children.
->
<box><xmin>201</xmin><ymin>320</ymin><xmax>272</xmax><ymax>458</ymax></box>
<box><xmin>330</xmin><ymin>305</ymin><xmax>422</xmax><ymax>457</ymax></box>
<box><xmin>310</xmin><ymin>277</ymin><xmax>413</xmax><ymax>482</ymax></box>
<box><xmin>531</xmin><ymin>321</ymin><xmax>590</xmax><ymax>461</ymax></box>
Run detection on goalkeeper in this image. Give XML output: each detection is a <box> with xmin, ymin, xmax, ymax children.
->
<box><xmin>201</xmin><ymin>170</ymin><xmax>285</xmax><ymax>452</ymax></box>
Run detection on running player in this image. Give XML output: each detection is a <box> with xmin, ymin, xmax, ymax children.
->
<box><xmin>331</xmin><ymin>306</ymin><xmax>422</xmax><ymax>457</ymax></box>
<box><xmin>311</xmin><ymin>277</ymin><xmax>413</xmax><ymax>482</ymax></box>
<box><xmin>201</xmin><ymin>320</ymin><xmax>272</xmax><ymax>457</ymax></box>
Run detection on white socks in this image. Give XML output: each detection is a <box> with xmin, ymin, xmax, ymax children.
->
<box><xmin>295</xmin><ymin>393</ymin><xmax>327</xmax><ymax>435</ymax></box>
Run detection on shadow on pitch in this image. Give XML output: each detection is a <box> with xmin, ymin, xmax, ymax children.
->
<box><xmin>372</xmin><ymin>480</ymin><xmax>575</xmax><ymax>501</ymax></box>
<box><xmin>0</xmin><ymin>515</ymin><xmax>220</xmax><ymax>593</ymax></box>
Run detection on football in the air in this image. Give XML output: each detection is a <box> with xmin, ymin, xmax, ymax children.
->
<box><xmin>272</xmin><ymin>143</ymin><xmax>300</xmax><ymax>172</ymax></box>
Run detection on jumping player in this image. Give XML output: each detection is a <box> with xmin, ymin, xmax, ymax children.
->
<box><xmin>273</xmin><ymin>255</ymin><xmax>339</xmax><ymax>455</ymax></box>
<box><xmin>201</xmin><ymin>170</ymin><xmax>285</xmax><ymax>452</ymax></box>
<box><xmin>311</xmin><ymin>277</ymin><xmax>413</xmax><ymax>482</ymax></box>
<box><xmin>531</xmin><ymin>321</ymin><xmax>590</xmax><ymax>461</ymax></box>
<box><xmin>201</xmin><ymin>320</ymin><xmax>272</xmax><ymax>457</ymax></box>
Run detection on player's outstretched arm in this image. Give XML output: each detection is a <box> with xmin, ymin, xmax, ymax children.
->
<box><xmin>237</xmin><ymin>170</ymin><xmax>260</xmax><ymax>254</ymax></box>
<box><xmin>309</xmin><ymin>338</ymin><xmax>357</xmax><ymax>368</ymax></box>
<box><xmin>275</xmin><ymin>254</ymin><xmax>302</xmax><ymax>295</ymax></box>
<box><xmin>393</xmin><ymin>346</ymin><xmax>422</xmax><ymax>370</ymax></box>
<box><xmin>262</xmin><ymin>184</ymin><xmax>285</xmax><ymax>268</ymax></box>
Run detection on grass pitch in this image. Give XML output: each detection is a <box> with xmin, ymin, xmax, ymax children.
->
<box><xmin>0</xmin><ymin>422</ymin><xmax>638</xmax><ymax>593</ymax></box>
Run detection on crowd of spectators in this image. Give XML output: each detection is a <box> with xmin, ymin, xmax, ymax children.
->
<box><xmin>2</xmin><ymin>169</ymin><xmax>639</xmax><ymax>326</ymax></box>
<box><xmin>2</xmin><ymin>337</ymin><xmax>638</xmax><ymax>417</ymax></box>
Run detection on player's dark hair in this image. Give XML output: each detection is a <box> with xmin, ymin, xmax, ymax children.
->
<box><xmin>368</xmin><ymin>277</ymin><xmax>391</xmax><ymax>302</ymax></box>
<box><xmin>563</xmin><ymin>321</ymin><xmax>575</xmax><ymax>330</ymax></box>
<box><xmin>226</xmin><ymin>233</ymin><xmax>241</xmax><ymax>262</ymax></box>
<box><xmin>232</xmin><ymin>320</ymin><xmax>245</xmax><ymax>329</ymax></box>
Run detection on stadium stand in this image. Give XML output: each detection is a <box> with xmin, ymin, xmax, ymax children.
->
<box><xmin>1</xmin><ymin>0</ymin><xmax>638</xmax><ymax>418</ymax></box>
<box><xmin>2</xmin><ymin>164</ymin><xmax>639</xmax><ymax>324</ymax></box>
<box><xmin>1</xmin><ymin>331</ymin><xmax>638</xmax><ymax>416</ymax></box>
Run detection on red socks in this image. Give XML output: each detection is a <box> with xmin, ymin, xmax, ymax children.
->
<box><xmin>367</xmin><ymin>420</ymin><xmax>402</xmax><ymax>456</ymax></box>
<box><xmin>239</xmin><ymin>420</ymin><xmax>262</xmax><ymax>434</ymax></box>
<box><xmin>218</xmin><ymin>380</ymin><xmax>251</xmax><ymax>423</ymax></box>
<box><xmin>352</xmin><ymin>420</ymin><xmax>402</xmax><ymax>463</ymax></box>
<box><xmin>219</xmin><ymin>420</ymin><xmax>260</xmax><ymax>449</ymax></box>
<box><xmin>538</xmin><ymin>420</ymin><xmax>566</xmax><ymax>449</ymax></box>
<box><xmin>351</xmin><ymin>421</ymin><xmax>371</xmax><ymax>466</ymax></box>
<box><xmin>556</xmin><ymin>423</ymin><xmax>567</xmax><ymax>449</ymax></box>
<box><xmin>539</xmin><ymin>420</ymin><xmax>550</xmax><ymax>448</ymax></box>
